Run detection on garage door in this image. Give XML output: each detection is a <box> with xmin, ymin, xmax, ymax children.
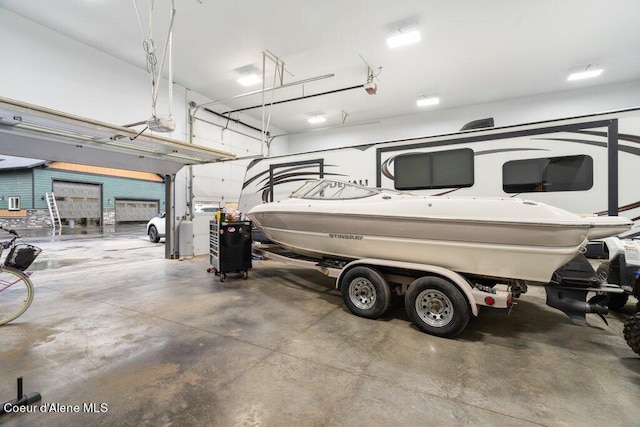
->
<box><xmin>115</xmin><ymin>200</ymin><xmax>159</xmax><ymax>222</ymax></box>
<box><xmin>53</xmin><ymin>181</ymin><xmax>101</xmax><ymax>220</ymax></box>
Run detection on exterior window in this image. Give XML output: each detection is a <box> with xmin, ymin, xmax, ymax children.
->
<box><xmin>503</xmin><ymin>155</ymin><xmax>593</xmax><ymax>193</ymax></box>
<box><xmin>8</xmin><ymin>196</ymin><xmax>20</xmax><ymax>211</ymax></box>
<box><xmin>394</xmin><ymin>148</ymin><xmax>474</xmax><ymax>190</ymax></box>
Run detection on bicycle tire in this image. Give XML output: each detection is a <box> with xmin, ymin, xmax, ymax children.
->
<box><xmin>0</xmin><ymin>267</ymin><xmax>34</xmax><ymax>325</ymax></box>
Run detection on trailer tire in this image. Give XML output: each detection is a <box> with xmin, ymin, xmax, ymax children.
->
<box><xmin>341</xmin><ymin>266</ymin><xmax>390</xmax><ymax>319</ymax></box>
<box><xmin>623</xmin><ymin>313</ymin><xmax>640</xmax><ymax>356</ymax></box>
<box><xmin>405</xmin><ymin>276</ymin><xmax>470</xmax><ymax>338</ymax></box>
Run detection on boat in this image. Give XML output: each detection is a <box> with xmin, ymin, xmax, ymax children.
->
<box><xmin>247</xmin><ymin>179</ymin><xmax>632</xmax><ymax>283</ymax></box>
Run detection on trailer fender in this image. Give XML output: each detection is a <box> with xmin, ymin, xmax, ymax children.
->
<box><xmin>336</xmin><ymin>258</ymin><xmax>479</xmax><ymax>317</ymax></box>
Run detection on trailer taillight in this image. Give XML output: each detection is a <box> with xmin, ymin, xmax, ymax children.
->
<box><xmin>484</xmin><ymin>296</ymin><xmax>495</xmax><ymax>306</ymax></box>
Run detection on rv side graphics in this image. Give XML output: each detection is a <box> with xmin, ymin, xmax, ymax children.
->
<box><xmin>239</xmin><ymin>108</ymin><xmax>640</xmax><ymax>225</ymax></box>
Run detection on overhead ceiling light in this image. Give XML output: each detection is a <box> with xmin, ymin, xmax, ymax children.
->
<box><xmin>567</xmin><ymin>67</ymin><xmax>603</xmax><ymax>81</ymax></box>
<box><xmin>416</xmin><ymin>96</ymin><xmax>440</xmax><ymax>107</ymax></box>
<box><xmin>307</xmin><ymin>115</ymin><xmax>326</xmax><ymax>124</ymax></box>
<box><xmin>237</xmin><ymin>74</ymin><xmax>262</xmax><ymax>86</ymax></box>
<box><xmin>386</xmin><ymin>29</ymin><xmax>421</xmax><ymax>48</ymax></box>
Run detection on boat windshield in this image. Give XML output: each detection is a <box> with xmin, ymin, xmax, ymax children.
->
<box><xmin>289</xmin><ymin>180</ymin><xmax>320</xmax><ymax>198</ymax></box>
<box><xmin>291</xmin><ymin>180</ymin><xmax>379</xmax><ymax>200</ymax></box>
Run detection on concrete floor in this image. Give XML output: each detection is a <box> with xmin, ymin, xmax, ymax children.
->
<box><xmin>1</xmin><ymin>233</ymin><xmax>639</xmax><ymax>426</ymax></box>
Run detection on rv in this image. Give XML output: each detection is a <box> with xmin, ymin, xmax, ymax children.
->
<box><xmin>239</xmin><ymin>108</ymin><xmax>640</xmax><ymax>228</ymax></box>
<box><xmin>235</xmin><ymin>108</ymin><xmax>640</xmax><ymax>342</ymax></box>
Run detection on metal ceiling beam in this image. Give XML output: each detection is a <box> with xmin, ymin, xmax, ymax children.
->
<box><xmin>189</xmin><ymin>73</ymin><xmax>335</xmax><ymax>114</ymax></box>
<box><xmin>222</xmin><ymin>84</ymin><xmax>364</xmax><ymax>115</ymax></box>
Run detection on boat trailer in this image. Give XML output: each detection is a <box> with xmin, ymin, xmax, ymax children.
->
<box><xmin>253</xmin><ymin>243</ymin><xmax>640</xmax><ymax>355</ymax></box>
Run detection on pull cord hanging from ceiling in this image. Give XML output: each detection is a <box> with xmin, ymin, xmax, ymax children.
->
<box><xmin>132</xmin><ymin>0</ymin><xmax>177</xmax><ymax>132</ymax></box>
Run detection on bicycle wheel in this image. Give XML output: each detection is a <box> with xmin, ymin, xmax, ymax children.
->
<box><xmin>0</xmin><ymin>267</ymin><xmax>34</xmax><ymax>325</ymax></box>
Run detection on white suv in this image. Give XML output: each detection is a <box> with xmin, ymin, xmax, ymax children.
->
<box><xmin>146</xmin><ymin>212</ymin><xmax>166</xmax><ymax>243</ymax></box>
<box><xmin>146</xmin><ymin>207</ymin><xmax>220</xmax><ymax>243</ymax></box>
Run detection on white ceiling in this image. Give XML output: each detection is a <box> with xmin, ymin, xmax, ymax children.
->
<box><xmin>2</xmin><ymin>0</ymin><xmax>640</xmax><ymax>135</ymax></box>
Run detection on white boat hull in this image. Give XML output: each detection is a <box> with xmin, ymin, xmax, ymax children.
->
<box><xmin>248</xmin><ymin>180</ymin><xmax>632</xmax><ymax>283</ymax></box>
<box><xmin>253</xmin><ymin>224</ymin><xmax>585</xmax><ymax>283</ymax></box>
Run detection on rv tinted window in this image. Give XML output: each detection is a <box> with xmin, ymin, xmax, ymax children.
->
<box><xmin>394</xmin><ymin>148</ymin><xmax>474</xmax><ymax>190</ymax></box>
<box><xmin>502</xmin><ymin>155</ymin><xmax>593</xmax><ymax>193</ymax></box>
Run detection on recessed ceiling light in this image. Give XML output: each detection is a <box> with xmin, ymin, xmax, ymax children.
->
<box><xmin>416</xmin><ymin>96</ymin><xmax>440</xmax><ymax>107</ymax></box>
<box><xmin>567</xmin><ymin>68</ymin><xmax>603</xmax><ymax>81</ymax></box>
<box><xmin>308</xmin><ymin>115</ymin><xmax>326</xmax><ymax>124</ymax></box>
<box><xmin>237</xmin><ymin>74</ymin><xmax>262</xmax><ymax>86</ymax></box>
<box><xmin>386</xmin><ymin>29</ymin><xmax>421</xmax><ymax>48</ymax></box>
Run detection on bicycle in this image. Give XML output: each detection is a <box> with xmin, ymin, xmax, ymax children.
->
<box><xmin>0</xmin><ymin>226</ymin><xmax>41</xmax><ymax>325</ymax></box>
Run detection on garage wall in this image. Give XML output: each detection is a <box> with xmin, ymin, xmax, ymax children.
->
<box><xmin>189</xmin><ymin>114</ymin><xmax>264</xmax><ymax>208</ymax></box>
<box><xmin>0</xmin><ymin>10</ymin><xmax>183</xmax><ymax>139</ymax></box>
<box><xmin>0</xmin><ymin>9</ymin><xmax>273</xmax><ymax>223</ymax></box>
<box><xmin>33</xmin><ymin>169</ymin><xmax>164</xmax><ymax>211</ymax></box>
<box><xmin>0</xmin><ymin>170</ymin><xmax>34</xmax><ymax>209</ymax></box>
<box><xmin>283</xmin><ymin>79</ymin><xmax>640</xmax><ymax>154</ymax></box>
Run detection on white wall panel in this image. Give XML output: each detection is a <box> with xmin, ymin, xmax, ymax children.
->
<box><xmin>0</xmin><ymin>10</ymin><xmax>188</xmax><ymax>142</ymax></box>
<box><xmin>190</xmin><ymin>116</ymin><xmax>264</xmax><ymax>208</ymax></box>
<box><xmin>284</xmin><ymin>80</ymin><xmax>640</xmax><ymax>154</ymax></box>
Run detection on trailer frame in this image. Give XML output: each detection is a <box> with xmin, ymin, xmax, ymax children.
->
<box><xmin>253</xmin><ymin>244</ymin><xmax>514</xmax><ymax>337</ymax></box>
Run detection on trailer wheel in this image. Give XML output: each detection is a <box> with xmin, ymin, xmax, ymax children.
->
<box><xmin>623</xmin><ymin>313</ymin><xmax>640</xmax><ymax>356</ymax></box>
<box><xmin>405</xmin><ymin>276</ymin><xmax>470</xmax><ymax>338</ymax></box>
<box><xmin>341</xmin><ymin>266</ymin><xmax>390</xmax><ymax>319</ymax></box>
